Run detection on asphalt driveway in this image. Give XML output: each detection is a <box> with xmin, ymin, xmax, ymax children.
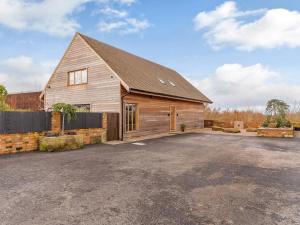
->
<box><xmin>0</xmin><ymin>134</ymin><xmax>300</xmax><ymax>225</ymax></box>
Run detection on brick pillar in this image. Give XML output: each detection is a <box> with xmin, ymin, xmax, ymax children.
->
<box><xmin>102</xmin><ymin>113</ymin><xmax>107</xmax><ymax>129</ymax></box>
<box><xmin>51</xmin><ymin>112</ymin><xmax>61</xmax><ymax>134</ymax></box>
<box><xmin>102</xmin><ymin>113</ymin><xmax>107</xmax><ymax>142</ymax></box>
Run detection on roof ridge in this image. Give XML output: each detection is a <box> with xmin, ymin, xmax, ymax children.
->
<box><xmin>78</xmin><ymin>32</ymin><xmax>179</xmax><ymax>74</ymax></box>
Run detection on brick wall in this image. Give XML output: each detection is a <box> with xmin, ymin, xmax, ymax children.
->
<box><xmin>257</xmin><ymin>128</ymin><xmax>294</xmax><ymax>138</ymax></box>
<box><xmin>0</xmin><ymin>132</ymin><xmax>42</xmax><ymax>154</ymax></box>
<box><xmin>0</xmin><ymin>112</ymin><xmax>108</xmax><ymax>155</ymax></box>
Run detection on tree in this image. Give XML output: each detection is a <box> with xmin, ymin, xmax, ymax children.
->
<box><xmin>52</xmin><ymin>103</ymin><xmax>77</xmax><ymax>135</ymax></box>
<box><xmin>264</xmin><ymin>99</ymin><xmax>291</xmax><ymax>128</ymax></box>
<box><xmin>0</xmin><ymin>85</ymin><xmax>10</xmax><ymax>111</ymax></box>
<box><xmin>266</xmin><ymin>99</ymin><xmax>289</xmax><ymax>119</ymax></box>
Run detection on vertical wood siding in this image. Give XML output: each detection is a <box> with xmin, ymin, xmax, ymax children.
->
<box><xmin>123</xmin><ymin>93</ymin><xmax>204</xmax><ymax>139</ymax></box>
<box><xmin>44</xmin><ymin>35</ymin><xmax>121</xmax><ymax>112</ymax></box>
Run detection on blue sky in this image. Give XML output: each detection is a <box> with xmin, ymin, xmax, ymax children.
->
<box><xmin>0</xmin><ymin>0</ymin><xmax>300</xmax><ymax>109</ymax></box>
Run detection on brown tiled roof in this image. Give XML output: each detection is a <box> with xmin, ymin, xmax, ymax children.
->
<box><xmin>79</xmin><ymin>33</ymin><xmax>212</xmax><ymax>103</ymax></box>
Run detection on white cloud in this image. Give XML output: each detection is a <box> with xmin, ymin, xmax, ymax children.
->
<box><xmin>0</xmin><ymin>0</ymin><xmax>86</xmax><ymax>37</ymax></box>
<box><xmin>99</xmin><ymin>7</ymin><xmax>128</xmax><ymax>17</ymax></box>
<box><xmin>98</xmin><ymin>21</ymin><xmax>127</xmax><ymax>32</ymax></box>
<box><xmin>98</xmin><ymin>18</ymin><xmax>150</xmax><ymax>34</ymax></box>
<box><xmin>194</xmin><ymin>1</ymin><xmax>300</xmax><ymax>50</ymax></box>
<box><xmin>0</xmin><ymin>0</ymin><xmax>145</xmax><ymax>37</ymax></box>
<box><xmin>194</xmin><ymin>64</ymin><xmax>300</xmax><ymax>108</ymax></box>
<box><xmin>0</xmin><ymin>56</ymin><xmax>55</xmax><ymax>93</ymax></box>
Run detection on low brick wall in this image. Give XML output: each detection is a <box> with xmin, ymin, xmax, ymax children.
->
<box><xmin>0</xmin><ymin>128</ymin><xmax>107</xmax><ymax>155</ymax></box>
<box><xmin>0</xmin><ymin>112</ymin><xmax>108</xmax><ymax>155</ymax></box>
<box><xmin>0</xmin><ymin>132</ymin><xmax>42</xmax><ymax>154</ymax></box>
<box><xmin>68</xmin><ymin>128</ymin><xmax>107</xmax><ymax>145</ymax></box>
<box><xmin>257</xmin><ymin>128</ymin><xmax>294</xmax><ymax>138</ymax></box>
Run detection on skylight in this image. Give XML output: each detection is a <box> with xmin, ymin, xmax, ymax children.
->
<box><xmin>169</xmin><ymin>81</ymin><xmax>176</xmax><ymax>87</ymax></box>
<box><xmin>158</xmin><ymin>78</ymin><xmax>166</xmax><ymax>84</ymax></box>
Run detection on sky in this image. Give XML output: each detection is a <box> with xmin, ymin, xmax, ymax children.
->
<box><xmin>0</xmin><ymin>0</ymin><xmax>300</xmax><ymax>109</ymax></box>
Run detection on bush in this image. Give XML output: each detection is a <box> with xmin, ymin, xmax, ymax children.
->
<box><xmin>223</xmin><ymin>128</ymin><xmax>241</xmax><ymax>133</ymax></box>
<box><xmin>212</xmin><ymin>126</ymin><xmax>224</xmax><ymax>131</ymax></box>
<box><xmin>262</xmin><ymin>120</ymin><xmax>270</xmax><ymax>128</ymax></box>
<box><xmin>39</xmin><ymin>135</ymin><xmax>84</xmax><ymax>152</ymax></box>
<box><xmin>180</xmin><ymin>124</ymin><xmax>186</xmax><ymax>132</ymax></box>
<box><xmin>275</xmin><ymin>118</ymin><xmax>292</xmax><ymax>128</ymax></box>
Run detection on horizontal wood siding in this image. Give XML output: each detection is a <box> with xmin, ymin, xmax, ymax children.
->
<box><xmin>123</xmin><ymin>93</ymin><xmax>204</xmax><ymax>139</ymax></box>
<box><xmin>44</xmin><ymin>35</ymin><xmax>121</xmax><ymax>113</ymax></box>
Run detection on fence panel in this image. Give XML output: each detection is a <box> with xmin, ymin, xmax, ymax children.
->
<box><xmin>0</xmin><ymin>111</ymin><xmax>52</xmax><ymax>134</ymax></box>
<box><xmin>107</xmin><ymin>113</ymin><xmax>119</xmax><ymax>141</ymax></box>
<box><xmin>63</xmin><ymin>112</ymin><xmax>102</xmax><ymax>130</ymax></box>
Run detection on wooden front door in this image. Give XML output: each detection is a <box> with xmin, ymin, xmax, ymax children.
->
<box><xmin>170</xmin><ymin>106</ymin><xmax>176</xmax><ymax>132</ymax></box>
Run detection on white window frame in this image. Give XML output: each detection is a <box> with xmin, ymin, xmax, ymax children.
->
<box><xmin>68</xmin><ymin>68</ymin><xmax>88</xmax><ymax>86</ymax></box>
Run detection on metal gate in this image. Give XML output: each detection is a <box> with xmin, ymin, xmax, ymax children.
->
<box><xmin>107</xmin><ymin>113</ymin><xmax>120</xmax><ymax>141</ymax></box>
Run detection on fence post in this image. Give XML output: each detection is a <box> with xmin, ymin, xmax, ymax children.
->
<box><xmin>102</xmin><ymin>113</ymin><xmax>107</xmax><ymax>142</ymax></box>
<box><xmin>102</xmin><ymin>113</ymin><xmax>107</xmax><ymax>129</ymax></box>
<box><xmin>51</xmin><ymin>112</ymin><xmax>61</xmax><ymax>134</ymax></box>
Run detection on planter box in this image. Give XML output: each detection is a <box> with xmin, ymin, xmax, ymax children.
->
<box><xmin>39</xmin><ymin>135</ymin><xmax>84</xmax><ymax>152</ymax></box>
<box><xmin>257</xmin><ymin>128</ymin><xmax>294</xmax><ymax>138</ymax></box>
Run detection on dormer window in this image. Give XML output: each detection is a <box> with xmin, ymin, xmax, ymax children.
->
<box><xmin>158</xmin><ymin>78</ymin><xmax>166</xmax><ymax>84</ymax></box>
<box><xmin>68</xmin><ymin>69</ymin><xmax>88</xmax><ymax>86</ymax></box>
<box><xmin>169</xmin><ymin>81</ymin><xmax>176</xmax><ymax>87</ymax></box>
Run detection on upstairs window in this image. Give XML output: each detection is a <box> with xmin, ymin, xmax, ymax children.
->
<box><xmin>68</xmin><ymin>69</ymin><xmax>88</xmax><ymax>85</ymax></box>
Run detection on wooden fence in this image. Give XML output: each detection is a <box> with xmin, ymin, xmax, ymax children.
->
<box><xmin>63</xmin><ymin>112</ymin><xmax>103</xmax><ymax>130</ymax></box>
<box><xmin>0</xmin><ymin>112</ymin><xmax>52</xmax><ymax>134</ymax></box>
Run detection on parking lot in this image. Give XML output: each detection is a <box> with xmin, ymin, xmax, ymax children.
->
<box><xmin>0</xmin><ymin>133</ymin><xmax>300</xmax><ymax>225</ymax></box>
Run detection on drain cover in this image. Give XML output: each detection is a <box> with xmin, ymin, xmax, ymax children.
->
<box><xmin>132</xmin><ymin>142</ymin><xmax>146</xmax><ymax>146</ymax></box>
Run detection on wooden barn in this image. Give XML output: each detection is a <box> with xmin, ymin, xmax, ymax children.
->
<box><xmin>42</xmin><ymin>33</ymin><xmax>212</xmax><ymax>140</ymax></box>
<box><xmin>6</xmin><ymin>91</ymin><xmax>43</xmax><ymax>111</ymax></box>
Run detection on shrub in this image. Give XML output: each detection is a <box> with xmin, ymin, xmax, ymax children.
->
<box><xmin>212</xmin><ymin>126</ymin><xmax>224</xmax><ymax>131</ymax></box>
<box><xmin>275</xmin><ymin>118</ymin><xmax>292</xmax><ymax>128</ymax></box>
<box><xmin>180</xmin><ymin>124</ymin><xmax>186</xmax><ymax>132</ymax></box>
<box><xmin>39</xmin><ymin>135</ymin><xmax>84</xmax><ymax>152</ymax></box>
<box><xmin>223</xmin><ymin>128</ymin><xmax>241</xmax><ymax>133</ymax></box>
<box><xmin>262</xmin><ymin>120</ymin><xmax>270</xmax><ymax>128</ymax></box>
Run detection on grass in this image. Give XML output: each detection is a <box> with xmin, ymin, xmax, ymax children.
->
<box><xmin>205</xmin><ymin>106</ymin><xmax>300</xmax><ymax>128</ymax></box>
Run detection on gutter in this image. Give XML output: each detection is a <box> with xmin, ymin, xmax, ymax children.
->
<box><xmin>130</xmin><ymin>88</ymin><xmax>213</xmax><ymax>104</ymax></box>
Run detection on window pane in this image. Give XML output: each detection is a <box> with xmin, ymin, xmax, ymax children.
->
<box><xmin>132</xmin><ymin>105</ymin><xmax>136</xmax><ymax>130</ymax></box>
<box><xmin>75</xmin><ymin>71</ymin><xmax>81</xmax><ymax>84</ymax></box>
<box><xmin>82</xmin><ymin>69</ymin><xmax>88</xmax><ymax>83</ymax></box>
<box><xmin>69</xmin><ymin>72</ymin><xmax>75</xmax><ymax>85</ymax></box>
<box><xmin>125</xmin><ymin>104</ymin><xmax>137</xmax><ymax>132</ymax></box>
<box><xmin>126</xmin><ymin>105</ymin><xmax>129</xmax><ymax>132</ymax></box>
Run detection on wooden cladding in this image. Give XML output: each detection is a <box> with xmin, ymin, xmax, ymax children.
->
<box><xmin>123</xmin><ymin>92</ymin><xmax>204</xmax><ymax>139</ymax></box>
<box><xmin>45</xmin><ymin>35</ymin><xmax>121</xmax><ymax>113</ymax></box>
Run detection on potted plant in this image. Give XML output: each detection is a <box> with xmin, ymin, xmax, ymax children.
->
<box><xmin>39</xmin><ymin>103</ymin><xmax>84</xmax><ymax>152</ymax></box>
<box><xmin>180</xmin><ymin>124</ymin><xmax>186</xmax><ymax>132</ymax></box>
<box><xmin>52</xmin><ymin>103</ymin><xmax>77</xmax><ymax>135</ymax></box>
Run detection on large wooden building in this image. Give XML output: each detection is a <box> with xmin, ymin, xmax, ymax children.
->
<box><xmin>42</xmin><ymin>33</ymin><xmax>212</xmax><ymax>140</ymax></box>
